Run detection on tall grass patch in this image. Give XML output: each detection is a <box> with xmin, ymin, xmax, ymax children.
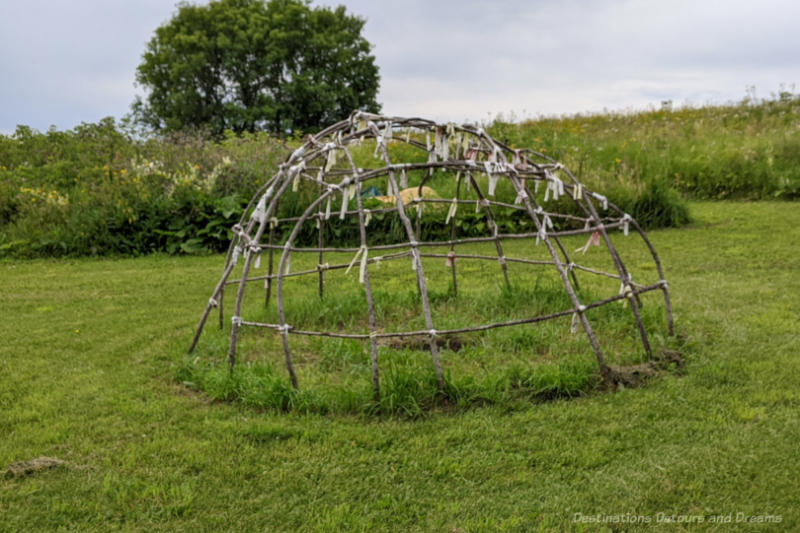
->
<box><xmin>490</xmin><ymin>92</ymin><xmax>800</xmax><ymax>202</ymax></box>
<box><xmin>180</xmin><ymin>235</ymin><xmax>678</xmax><ymax>415</ymax></box>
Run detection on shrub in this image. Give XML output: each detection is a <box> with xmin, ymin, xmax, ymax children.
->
<box><xmin>0</xmin><ymin>120</ymin><xmax>287</xmax><ymax>257</ymax></box>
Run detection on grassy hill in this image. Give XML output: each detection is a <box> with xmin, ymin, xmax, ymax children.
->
<box><xmin>489</xmin><ymin>93</ymin><xmax>800</xmax><ymax>200</ymax></box>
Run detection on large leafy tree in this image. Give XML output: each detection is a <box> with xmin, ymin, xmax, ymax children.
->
<box><xmin>133</xmin><ymin>0</ymin><xmax>380</xmax><ymax>135</ymax></box>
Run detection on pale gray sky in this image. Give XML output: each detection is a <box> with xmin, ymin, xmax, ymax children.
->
<box><xmin>1</xmin><ymin>0</ymin><xmax>798</xmax><ymax>133</ymax></box>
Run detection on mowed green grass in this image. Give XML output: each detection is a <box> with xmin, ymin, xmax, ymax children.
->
<box><xmin>1</xmin><ymin>202</ymin><xmax>799</xmax><ymax>531</ymax></box>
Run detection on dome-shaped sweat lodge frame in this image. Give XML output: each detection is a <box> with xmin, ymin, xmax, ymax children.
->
<box><xmin>189</xmin><ymin>111</ymin><xmax>673</xmax><ymax>395</ymax></box>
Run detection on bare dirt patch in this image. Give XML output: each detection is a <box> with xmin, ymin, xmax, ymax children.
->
<box><xmin>4</xmin><ymin>456</ymin><xmax>66</xmax><ymax>478</ymax></box>
<box><xmin>607</xmin><ymin>348</ymin><xmax>685</xmax><ymax>388</ymax></box>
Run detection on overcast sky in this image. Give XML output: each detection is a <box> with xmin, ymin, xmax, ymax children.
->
<box><xmin>1</xmin><ymin>0</ymin><xmax>798</xmax><ymax>134</ymax></box>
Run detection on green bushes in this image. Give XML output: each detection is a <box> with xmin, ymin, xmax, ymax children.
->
<box><xmin>0</xmin><ymin>119</ymin><xmax>288</xmax><ymax>257</ymax></box>
<box><xmin>2</xmin><ymin>94</ymin><xmax>797</xmax><ymax>258</ymax></box>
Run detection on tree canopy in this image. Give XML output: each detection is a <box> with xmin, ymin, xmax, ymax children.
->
<box><xmin>133</xmin><ymin>0</ymin><xmax>381</xmax><ymax>135</ymax></box>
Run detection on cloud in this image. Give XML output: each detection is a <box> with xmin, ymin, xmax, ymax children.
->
<box><xmin>0</xmin><ymin>0</ymin><xmax>176</xmax><ymax>130</ymax></box>
<box><xmin>1</xmin><ymin>0</ymin><xmax>798</xmax><ymax>131</ymax></box>
<box><xmin>358</xmin><ymin>0</ymin><xmax>800</xmax><ymax>120</ymax></box>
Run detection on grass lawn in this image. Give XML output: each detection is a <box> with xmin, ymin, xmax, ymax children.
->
<box><xmin>1</xmin><ymin>201</ymin><xmax>799</xmax><ymax>531</ymax></box>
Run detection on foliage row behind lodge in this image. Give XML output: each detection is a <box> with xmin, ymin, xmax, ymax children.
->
<box><xmin>0</xmin><ymin>118</ymin><xmax>681</xmax><ymax>259</ymax></box>
<box><xmin>0</xmin><ymin>120</ymin><xmax>288</xmax><ymax>257</ymax></box>
<box><xmin>3</xmin><ymin>92</ymin><xmax>800</xmax><ymax>258</ymax></box>
<box><xmin>133</xmin><ymin>0</ymin><xmax>381</xmax><ymax>135</ymax></box>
